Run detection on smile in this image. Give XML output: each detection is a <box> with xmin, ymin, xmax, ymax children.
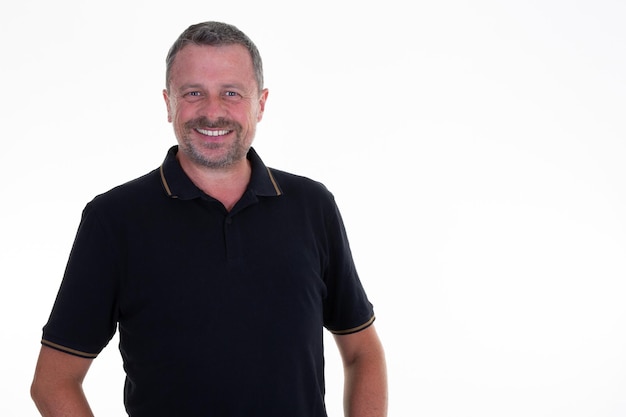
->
<box><xmin>195</xmin><ymin>128</ymin><xmax>231</xmax><ymax>137</ymax></box>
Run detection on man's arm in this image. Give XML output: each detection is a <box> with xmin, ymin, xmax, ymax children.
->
<box><xmin>31</xmin><ymin>345</ymin><xmax>95</xmax><ymax>417</ymax></box>
<box><xmin>334</xmin><ymin>324</ymin><xmax>388</xmax><ymax>417</ymax></box>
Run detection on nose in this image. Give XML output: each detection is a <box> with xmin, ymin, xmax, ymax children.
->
<box><xmin>197</xmin><ymin>94</ymin><xmax>227</xmax><ymax>120</ymax></box>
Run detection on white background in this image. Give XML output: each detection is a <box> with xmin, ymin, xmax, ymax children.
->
<box><xmin>1</xmin><ymin>0</ymin><xmax>625</xmax><ymax>416</ymax></box>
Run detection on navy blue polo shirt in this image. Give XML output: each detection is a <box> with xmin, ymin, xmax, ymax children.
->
<box><xmin>42</xmin><ymin>146</ymin><xmax>375</xmax><ymax>417</ymax></box>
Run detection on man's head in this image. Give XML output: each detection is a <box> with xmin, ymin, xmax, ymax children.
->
<box><xmin>163</xmin><ymin>22</ymin><xmax>269</xmax><ymax>171</ymax></box>
<box><xmin>165</xmin><ymin>21</ymin><xmax>264</xmax><ymax>93</ymax></box>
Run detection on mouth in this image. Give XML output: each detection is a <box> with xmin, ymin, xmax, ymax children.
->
<box><xmin>195</xmin><ymin>128</ymin><xmax>232</xmax><ymax>137</ymax></box>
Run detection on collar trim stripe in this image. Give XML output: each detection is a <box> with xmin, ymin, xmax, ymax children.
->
<box><xmin>267</xmin><ymin>167</ymin><xmax>282</xmax><ymax>196</ymax></box>
<box><xmin>159</xmin><ymin>164</ymin><xmax>177</xmax><ymax>198</ymax></box>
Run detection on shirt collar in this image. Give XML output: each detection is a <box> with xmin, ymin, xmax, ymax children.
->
<box><xmin>159</xmin><ymin>146</ymin><xmax>282</xmax><ymax>200</ymax></box>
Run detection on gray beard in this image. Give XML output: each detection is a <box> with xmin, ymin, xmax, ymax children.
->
<box><xmin>181</xmin><ymin>134</ymin><xmax>248</xmax><ymax>169</ymax></box>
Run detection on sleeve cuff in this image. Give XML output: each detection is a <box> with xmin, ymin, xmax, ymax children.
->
<box><xmin>328</xmin><ymin>315</ymin><xmax>376</xmax><ymax>335</ymax></box>
<box><xmin>41</xmin><ymin>339</ymin><xmax>99</xmax><ymax>359</ymax></box>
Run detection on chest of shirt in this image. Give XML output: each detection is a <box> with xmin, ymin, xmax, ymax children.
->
<box><xmin>113</xmin><ymin>196</ymin><xmax>330</xmax><ymax>340</ymax></box>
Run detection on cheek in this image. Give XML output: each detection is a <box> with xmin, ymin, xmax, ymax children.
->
<box><xmin>170</xmin><ymin>105</ymin><xmax>192</xmax><ymax>126</ymax></box>
<box><xmin>167</xmin><ymin>102</ymin><xmax>178</xmax><ymax>123</ymax></box>
<box><xmin>249</xmin><ymin>104</ymin><xmax>263</xmax><ymax>123</ymax></box>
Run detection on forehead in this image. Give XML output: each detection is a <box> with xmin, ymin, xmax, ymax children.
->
<box><xmin>169</xmin><ymin>43</ymin><xmax>256</xmax><ymax>87</ymax></box>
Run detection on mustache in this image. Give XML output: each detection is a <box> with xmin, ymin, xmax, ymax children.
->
<box><xmin>184</xmin><ymin>116</ymin><xmax>240</xmax><ymax>131</ymax></box>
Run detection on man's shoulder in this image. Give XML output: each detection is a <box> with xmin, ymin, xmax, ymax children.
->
<box><xmin>266</xmin><ymin>168</ymin><xmax>342</xmax><ymax>219</ymax></box>
<box><xmin>87</xmin><ymin>168</ymin><xmax>163</xmax><ymax>211</ymax></box>
<box><xmin>269</xmin><ymin>168</ymin><xmax>332</xmax><ymax>197</ymax></box>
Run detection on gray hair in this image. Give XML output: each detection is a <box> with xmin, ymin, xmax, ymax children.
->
<box><xmin>165</xmin><ymin>21</ymin><xmax>264</xmax><ymax>93</ymax></box>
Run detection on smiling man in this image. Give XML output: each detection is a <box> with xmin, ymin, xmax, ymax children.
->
<box><xmin>31</xmin><ymin>21</ymin><xmax>387</xmax><ymax>417</ymax></box>
<box><xmin>165</xmin><ymin>43</ymin><xmax>267</xmax><ymax>170</ymax></box>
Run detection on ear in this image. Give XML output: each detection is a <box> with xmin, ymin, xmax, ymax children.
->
<box><xmin>163</xmin><ymin>89</ymin><xmax>173</xmax><ymax>123</ymax></box>
<box><xmin>256</xmin><ymin>88</ymin><xmax>269</xmax><ymax>122</ymax></box>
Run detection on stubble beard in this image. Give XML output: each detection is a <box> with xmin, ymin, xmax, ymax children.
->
<box><xmin>179</xmin><ymin>117</ymin><xmax>250</xmax><ymax>169</ymax></box>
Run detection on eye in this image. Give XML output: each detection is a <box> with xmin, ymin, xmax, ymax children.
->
<box><xmin>224</xmin><ymin>91</ymin><xmax>239</xmax><ymax>97</ymax></box>
<box><xmin>181</xmin><ymin>91</ymin><xmax>203</xmax><ymax>102</ymax></box>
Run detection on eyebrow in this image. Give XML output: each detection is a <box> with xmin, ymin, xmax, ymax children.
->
<box><xmin>178</xmin><ymin>82</ymin><xmax>247</xmax><ymax>91</ymax></box>
<box><xmin>178</xmin><ymin>83</ymin><xmax>205</xmax><ymax>91</ymax></box>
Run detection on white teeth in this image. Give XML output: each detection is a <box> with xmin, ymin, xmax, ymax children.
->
<box><xmin>196</xmin><ymin>128</ymin><xmax>230</xmax><ymax>137</ymax></box>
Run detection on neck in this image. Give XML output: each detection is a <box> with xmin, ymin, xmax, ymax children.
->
<box><xmin>179</xmin><ymin>156</ymin><xmax>252</xmax><ymax>211</ymax></box>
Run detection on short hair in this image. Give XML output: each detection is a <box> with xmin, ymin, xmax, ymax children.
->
<box><xmin>165</xmin><ymin>21</ymin><xmax>264</xmax><ymax>93</ymax></box>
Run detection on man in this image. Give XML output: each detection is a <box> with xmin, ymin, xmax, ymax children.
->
<box><xmin>31</xmin><ymin>21</ymin><xmax>387</xmax><ymax>417</ymax></box>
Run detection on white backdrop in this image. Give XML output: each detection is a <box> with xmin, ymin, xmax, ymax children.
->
<box><xmin>1</xmin><ymin>1</ymin><xmax>625</xmax><ymax>416</ymax></box>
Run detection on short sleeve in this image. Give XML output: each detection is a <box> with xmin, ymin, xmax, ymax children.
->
<box><xmin>42</xmin><ymin>202</ymin><xmax>121</xmax><ymax>358</ymax></box>
<box><xmin>322</xmin><ymin>198</ymin><xmax>375</xmax><ymax>334</ymax></box>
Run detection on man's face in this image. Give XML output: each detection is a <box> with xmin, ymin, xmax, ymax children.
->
<box><xmin>163</xmin><ymin>44</ymin><xmax>268</xmax><ymax>170</ymax></box>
